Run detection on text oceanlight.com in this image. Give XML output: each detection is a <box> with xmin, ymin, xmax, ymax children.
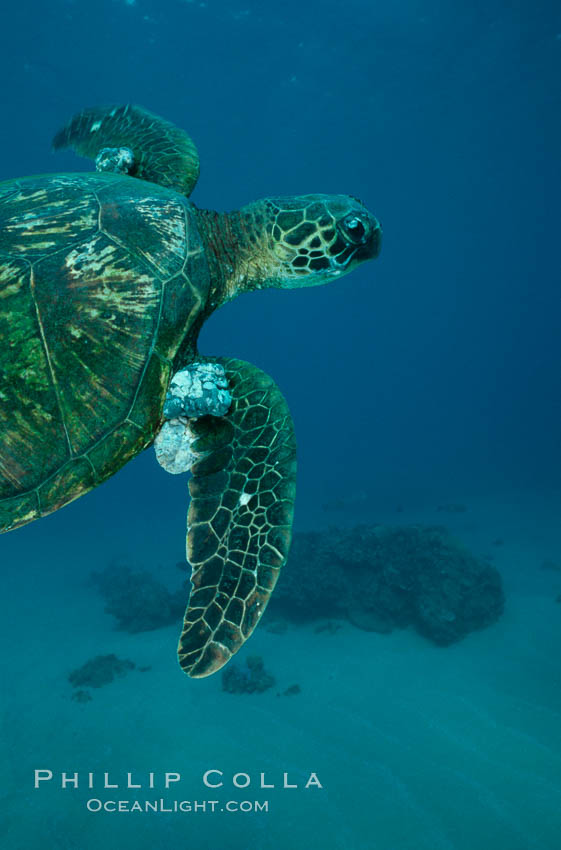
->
<box><xmin>87</xmin><ymin>798</ymin><xmax>269</xmax><ymax>813</ymax></box>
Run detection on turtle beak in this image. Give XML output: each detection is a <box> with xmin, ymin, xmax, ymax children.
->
<box><xmin>361</xmin><ymin>216</ymin><xmax>382</xmax><ymax>261</ymax></box>
<box><xmin>335</xmin><ymin>213</ymin><xmax>382</xmax><ymax>276</ymax></box>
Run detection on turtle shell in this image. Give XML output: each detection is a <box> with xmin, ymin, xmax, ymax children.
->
<box><xmin>0</xmin><ymin>172</ymin><xmax>210</xmax><ymax>533</ymax></box>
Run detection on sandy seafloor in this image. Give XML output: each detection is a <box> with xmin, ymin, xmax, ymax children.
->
<box><xmin>1</xmin><ymin>475</ymin><xmax>560</xmax><ymax>850</ymax></box>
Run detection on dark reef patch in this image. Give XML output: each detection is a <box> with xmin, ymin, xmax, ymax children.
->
<box><xmin>221</xmin><ymin>655</ymin><xmax>275</xmax><ymax>694</ymax></box>
<box><xmin>280</xmin><ymin>684</ymin><xmax>301</xmax><ymax>697</ymax></box>
<box><xmin>71</xmin><ymin>689</ymin><xmax>93</xmax><ymax>703</ymax></box>
<box><xmin>91</xmin><ymin>563</ymin><xmax>186</xmax><ymax>633</ymax></box>
<box><xmin>68</xmin><ymin>654</ymin><xmax>136</xmax><ymax>689</ymax></box>
<box><xmin>272</xmin><ymin>524</ymin><xmax>504</xmax><ymax>645</ymax></box>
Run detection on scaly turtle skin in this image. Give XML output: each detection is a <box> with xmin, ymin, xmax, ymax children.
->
<box><xmin>0</xmin><ymin>105</ymin><xmax>381</xmax><ymax>677</ymax></box>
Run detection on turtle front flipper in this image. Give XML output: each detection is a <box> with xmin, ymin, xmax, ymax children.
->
<box><xmin>52</xmin><ymin>104</ymin><xmax>200</xmax><ymax>196</ymax></box>
<box><xmin>178</xmin><ymin>358</ymin><xmax>296</xmax><ymax>678</ymax></box>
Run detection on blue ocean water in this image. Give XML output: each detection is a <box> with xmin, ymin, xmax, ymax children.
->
<box><xmin>1</xmin><ymin>1</ymin><xmax>560</xmax><ymax>848</ymax></box>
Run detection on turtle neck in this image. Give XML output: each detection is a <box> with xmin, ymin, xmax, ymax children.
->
<box><xmin>194</xmin><ymin>203</ymin><xmax>276</xmax><ymax>311</ymax></box>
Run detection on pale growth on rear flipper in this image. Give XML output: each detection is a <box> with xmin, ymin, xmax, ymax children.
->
<box><xmin>154</xmin><ymin>362</ymin><xmax>232</xmax><ymax>474</ymax></box>
<box><xmin>163</xmin><ymin>362</ymin><xmax>232</xmax><ymax>419</ymax></box>
<box><xmin>154</xmin><ymin>417</ymin><xmax>198</xmax><ymax>474</ymax></box>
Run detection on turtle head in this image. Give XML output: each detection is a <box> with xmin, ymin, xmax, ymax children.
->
<box><xmin>196</xmin><ymin>194</ymin><xmax>381</xmax><ymax>305</ymax></box>
<box><xmin>260</xmin><ymin>194</ymin><xmax>382</xmax><ymax>289</ymax></box>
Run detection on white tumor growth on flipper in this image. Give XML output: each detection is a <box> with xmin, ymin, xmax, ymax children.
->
<box><xmin>95</xmin><ymin>146</ymin><xmax>135</xmax><ymax>174</ymax></box>
<box><xmin>155</xmin><ymin>363</ymin><xmax>232</xmax><ymax>475</ymax></box>
<box><xmin>154</xmin><ymin>417</ymin><xmax>198</xmax><ymax>475</ymax></box>
<box><xmin>163</xmin><ymin>362</ymin><xmax>232</xmax><ymax>419</ymax></box>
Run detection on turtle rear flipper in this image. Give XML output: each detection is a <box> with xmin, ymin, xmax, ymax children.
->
<box><xmin>52</xmin><ymin>104</ymin><xmax>200</xmax><ymax>196</ymax></box>
<box><xmin>178</xmin><ymin>358</ymin><xmax>297</xmax><ymax>678</ymax></box>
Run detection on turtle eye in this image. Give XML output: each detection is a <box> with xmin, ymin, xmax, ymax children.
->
<box><xmin>342</xmin><ymin>215</ymin><xmax>366</xmax><ymax>242</ymax></box>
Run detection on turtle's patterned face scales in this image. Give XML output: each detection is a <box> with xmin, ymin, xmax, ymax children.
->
<box><xmin>264</xmin><ymin>194</ymin><xmax>381</xmax><ymax>288</ymax></box>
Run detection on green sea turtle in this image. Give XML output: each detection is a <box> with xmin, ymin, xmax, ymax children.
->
<box><xmin>0</xmin><ymin>105</ymin><xmax>381</xmax><ymax>677</ymax></box>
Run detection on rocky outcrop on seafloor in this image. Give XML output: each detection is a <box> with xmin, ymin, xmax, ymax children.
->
<box><xmin>68</xmin><ymin>654</ymin><xmax>151</xmax><ymax>702</ymax></box>
<box><xmin>221</xmin><ymin>655</ymin><xmax>276</xmax><ymax>694</ymax></box>
<box><xmin>272</xmin><ymin>524</ymin><xmax>504</xmax><ymax>645</ymax></box>
<box><xmin>91</xmin><ymin>564</ymin><xmax>186</xmax><ymax>633</ymax></box>
<box><xmin>68</xmin><ymin>654</ymin><xmax>136</xmax><ymax>689</ymax></box>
